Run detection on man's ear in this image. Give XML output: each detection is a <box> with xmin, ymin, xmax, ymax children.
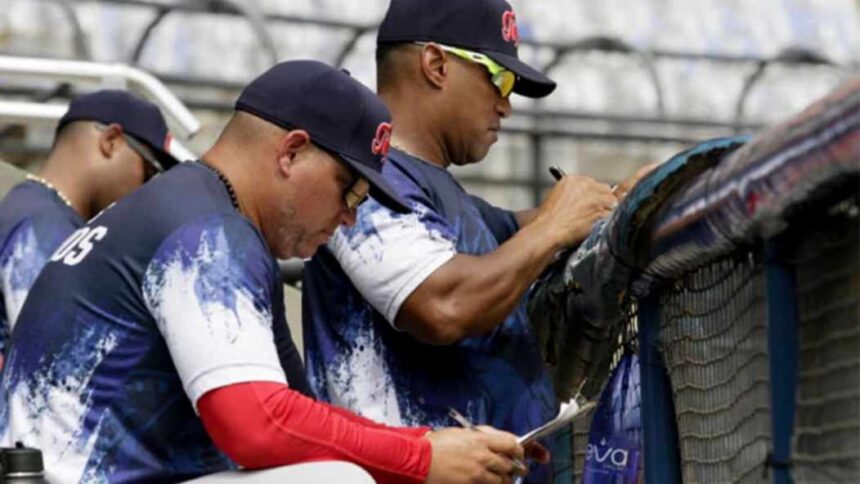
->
<box><xmin>97</xmin><ymin>123</ymin><xmax>124</xmax><ymax>159</ymax></box>
<box><xmin>275</xmin><ymin>129</ymin><xmax>311</xmax><ymax>178</ymax></box>
<box><xmin>419</xmin><ymin>43</ymin><xmax>448</xmax><ymax>90</ymax></box>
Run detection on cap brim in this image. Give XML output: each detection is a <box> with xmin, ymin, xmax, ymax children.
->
<box><xmin>131</xmin><ymin>135</ymin><xmax>180</xmax><ymax>171</ymax></box>
<box><xmin>483</xmin><ymin>50</ymin><xmax>557</xmax><ymax>98</ymax></box>
<box><xmin>340</xmin><ymin>154</ymin><xmax>412</xmax><ymax>214</ymax></box>
<box><xmin>152</xmin><ymin>147</ymin><xmax>180</xmax><ymax>171</ymax></box>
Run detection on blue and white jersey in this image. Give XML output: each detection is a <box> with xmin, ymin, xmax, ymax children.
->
<box><xmin>0</xmin><ymin>162</ymin><xmax>308</xmax><ymax>483</ymax></box>
<box><xmin>303</xmin><ymin>148</ymin><xmax>556</xmax><ymax>436</ymax></box>
<box><xmin>0</xmin><ymin>180</ymin><xmax>83</xmax><ymax>365</ymax></box>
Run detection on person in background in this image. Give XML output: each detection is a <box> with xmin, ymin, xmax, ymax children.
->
<box><xmin>0</xmin><ymin>90</ymin><xmax>178</xmax><ymax>368</ymax></box>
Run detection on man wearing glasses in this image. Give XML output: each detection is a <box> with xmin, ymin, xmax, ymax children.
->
<box><xmin>0</xmin><ymin>90</ymin><xmax>178</xmax><ymax>369</ymax></box>
<box><xmin>0</xmin><ymin>61</ymin><xmax>531</xmax><ymax>483</ymax></box>
<box><xmin>302</xmin><ymin>0</ymin><xmax>628</xmax><ymax>481</ymax></box>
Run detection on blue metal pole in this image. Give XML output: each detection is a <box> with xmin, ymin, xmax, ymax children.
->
<box><xmin>638</xmin><ymin>292</ymin><xmax>682</xmax><ymax>484</ymax></box>
<box><xmin>765</xmin><ymin>237</ymin><xmax>798</xmax><ymax>484</ymax></box>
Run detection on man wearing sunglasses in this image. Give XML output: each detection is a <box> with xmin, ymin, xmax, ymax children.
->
<box><xmin>302</xmin><ymin>0</ymin><xmax>629</xmax><ymax>481</ymax></box>
<box><xmin>0</xmin><ymin>90</ymin><xmax>178</xmax><ymax>369</ymax></box>
<box><xmin>0</xmin><ymin>61</ymin><xmax>533</xmax><ymax>483</ymax></box>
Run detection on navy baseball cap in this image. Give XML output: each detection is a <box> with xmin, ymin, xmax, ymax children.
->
<box><xmin>377</xmin><ymin>0</ymin><xmax>556</xmax><ymax>98</ymax></box>
<box><xmin>57</xmin><ymin>90</ymin><xmax>179</xmax><ymax>170</ymax></box>
<box><xmin>235</xmin><ymin>60</ymin><xmax>409</xmax><ymax>214</ymax></box>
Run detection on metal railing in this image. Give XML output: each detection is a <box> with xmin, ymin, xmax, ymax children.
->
<box><xmin>0</xmin><ymin>55</ymin><xmax>199</xmax><ymax>161</ymax></box>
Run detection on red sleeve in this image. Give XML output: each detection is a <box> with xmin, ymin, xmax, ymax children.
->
<box><xmin>198</xmin><ymin>381</ymin><xmax>432</xmax><ymax>484</ymax></box>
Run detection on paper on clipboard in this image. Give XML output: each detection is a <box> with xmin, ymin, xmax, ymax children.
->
<box><xmin>517</xmin><ymin>398</ymin><xmax>596</xmax><ymax>445</ymax></box>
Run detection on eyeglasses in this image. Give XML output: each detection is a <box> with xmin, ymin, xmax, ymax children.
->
<box><xmin>95</xmin><ymin>123</ymin><xmax>165</xmax><ymax>179</ymax></box>
<box><xmin>317</xmin><ymin>145</ymin><xmax>371</xmax><ymax>212</ymax></box>
<box><xmin>345</xmin><ymin>177</ymin><xmax>370</xmax><ymax>211</ymax></box>
<box><xmin>415</xmin><ymin>42</ymin><xmax>517</xmax><ymax>98</ymax></box>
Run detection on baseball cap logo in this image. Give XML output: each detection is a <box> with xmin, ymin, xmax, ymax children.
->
<box><xmin>501</xmin><ymin>10</ymin><xmax>519</xmax><ymax>45</ymax></box>
<box><xmin>371</xmin><ymin>122</ymin><xmax>392</xmax><ymax>157</ymax></box>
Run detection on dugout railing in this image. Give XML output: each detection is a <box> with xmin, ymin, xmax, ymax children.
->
<box><xmin>532</xmin><ymin>78</ymin><xmax>859</xmax><ymax>483</ymax></box>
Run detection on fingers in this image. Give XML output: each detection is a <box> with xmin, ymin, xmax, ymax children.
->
<box><xmin>476</xmin><ymin>427</ymin><xmax>524</xmax><ymax>461</ymax></box>
<box><xmin>524</xmin><ymin>441</ymin><xmax>551</xmax><ymax>464</ymax></box>
<box><xmin>593</xmin><ymin>179</ymin><xmax>615</xmax><ymax>197</ymax></box>
<box><xmin>483</xmin><ymin>452</ymin><xmax>518</xmax><ymax>477</ymax></box>
<box><xmin>614</xmin><ymin>161</ymin><xmax>661</xmax><ymax>201</ymax></box>
<box><xmin>425</xmin><ymin>428</ymin><xmax>530</xmax><ymax>484</ymax></box>
<box><xmin>534</xmin><ymin>173</ymin><xmax>619</xmax><ymax>247</ymax></box>
<box><xmin>583</xmin><ymin>191</ymin><xmax>617</xmax><ymax>215</ymax></box>
<box><xmin>549</xmin><ymin>173</ymin><xmax>606</xmax><ymax>190</ymax></box>
<box><xmin>470</xmin><ymin>427</ymin><xmax>528</xmax><ymax>480</ymax></box>
<box><xmin>564</xmin><ymin>175</ymin><xmax>613</xmax><ymax>196</ymax></box>
<box><xmin>551</xmin><ymin>177</ymin><xmax>616</xmax><ymax>211</ymax></box>
<box><xmin>598</xmin><ymin>193</ymin><xmax>618</xmax><ymax>211</ymax></box>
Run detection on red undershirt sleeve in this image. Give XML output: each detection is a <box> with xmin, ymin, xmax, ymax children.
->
<box><xmin>198</xmin><ymin>381</ymin><xmax>432</xmax><ymax>484</ymax></box>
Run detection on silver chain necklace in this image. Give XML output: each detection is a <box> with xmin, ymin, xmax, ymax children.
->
<box><xmin>27</xmin><ymin>174</ymin><xmax>73</xmax><ymax>208</ymax></box>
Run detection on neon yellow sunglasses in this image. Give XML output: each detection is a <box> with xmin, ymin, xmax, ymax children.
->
<box><xmin>416</xmin><ymin>42</ymin><xmax>516</xmax><ymax>98</ymax></box>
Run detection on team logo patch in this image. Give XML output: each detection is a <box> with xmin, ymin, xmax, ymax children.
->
<box><xmin>502</xmin><ymin>10</ymin><xmax>519</xmax><ymax>45</ymax></box>
<box><xmin>371</xmin><ymin>122</ymin><xmax>392</xmax><ymax>158</ymax></box>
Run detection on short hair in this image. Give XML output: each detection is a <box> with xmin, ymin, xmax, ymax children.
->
<box><xmin>217</xmin><ymin>111</ymin><xmax>286</xmax><ymax>148</ymax></box>
<box><xmin>376</xmin><ymin>42</ymin><xmax>414</xmax><ymax>93</ymax></box>
<box><xmin>51</xmin><ymin>120</ymin><xmax>91</xmax><ymax>149</ymax></box>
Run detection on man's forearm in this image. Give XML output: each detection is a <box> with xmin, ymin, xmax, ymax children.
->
<box><xmin>513</xmin><ymin>208</ymin><xmax>538</xmax><ymax>227</ymax></box>
<box><xmin>199</xmin><ymin>381</ymin><xmax>432</xmax><ymax>483</ymax></box>
<box><xmin>396</xmin><ymin>216</ymin><xmax>564</xmax><ymax>343</ymax></box>
<box><xmin>398</xmin><ymin>175</ymin><xmax>616</xmax><ymax>344</ymax></box>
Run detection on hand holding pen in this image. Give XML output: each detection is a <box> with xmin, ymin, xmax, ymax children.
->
<box><xmin>550</xmin><ymin>165</ymin><xmax>621</xmax><ymax>199</ymax></box>
<box><xmin>533</xmin><ymin>167</ymin><xmax>616</xmax><ymax>248</ymax></box>
<box><xmin>448</xmin><ymin>408</ymin><xmax>533</xmax><ymax>476</ymax></box>
<box><xmin>551</xmin><ymin>162</ymin><xmax>661</xmax><ymax>202</ymax></box>
<box><xmin>424</xmin><ymin>424</ymin><xmax>532</xmax><ymax>484</ymax></box>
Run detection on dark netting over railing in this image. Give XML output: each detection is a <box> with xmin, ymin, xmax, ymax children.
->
<box><xmin>658</xmin><ymin>252</ymin><xmax>771</xmax><ymax>483</ymax></box>
<box><xmin>528</xmin><ymin>78</ymin><xmax>859</xmax><ymax>483</ymax></box>
<box><xmin>790</xmin><ymin>198</ymin><xmax>860</xmax><ymax>483</ymax></box>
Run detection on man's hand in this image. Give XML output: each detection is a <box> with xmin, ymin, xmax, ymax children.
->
<box><xmin>524</xmin><ymin>441</ymin><xmax>551</xmax><ymax>464</ymax></box>
<box><xmin>425</xmin><ymin>427</ymin><xmax>526</xmax><ymax>484</ymax></box>
<box><xmin>611</xmin><ymin>161</ymin><xmax>661</xmax><ymax>202</ymax></box>
<box><xmin>532</xmin><ymin>174</ymin><xmax>617</xmax><ymax>249</ymax></box>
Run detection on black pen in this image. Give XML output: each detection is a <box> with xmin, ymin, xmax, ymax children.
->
<box><xmin>550</xmin><ymin>165</ymin><xmax>620</xmax><ymax>198</ymax></box>
<box><xmin>548</xmin><ymin>166</ymin><xmax>566</xmax><ymax>181</ymax></box>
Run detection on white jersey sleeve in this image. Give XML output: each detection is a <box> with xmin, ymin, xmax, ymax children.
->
<box><xmin>142</xmin><ymin>214</ymin><xmax>286</xmax><ymax>409</ymax></box>
<box><xmin>328</xmin><ymin>201</ymin><xmax>457</xmax><ymax>327</ymax></box>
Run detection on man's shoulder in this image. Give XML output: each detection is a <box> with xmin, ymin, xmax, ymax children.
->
<box><xmin>106</xmin><ymin>163</ymin><xmax>222</xmax><ymax>216</ymax></box>
<box><xmin>0</xmin><ymin>183</ymin><xmax>81</xmax><ymax>250</ymax></box>
<box><xmin>94</xmin><ymin>164</ymin><xmax>248</xmax><ymax>243</ymax></box>
<box><xmin>143</xmin><ymin>211</ymin><xmax>274</xmax><ymax>294</ymax></box>
<box><xmin>0</xmin><ymin>180</ymin><xmax>47</xmax><ymax>207</ymax></box>
<box><xmin>157</xmin><ymin>211</ymin><xmax>267</xmax><ymax>256</ymax></box>
<box><xmin>0</xmin><ymin>180</ymin><xmax>75</xmax><ymax>222</ymax></box>
<box><xmin>384</xmin><ymin>149</ymin><xmax>460</xmax><ymax>201</ymax></box>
